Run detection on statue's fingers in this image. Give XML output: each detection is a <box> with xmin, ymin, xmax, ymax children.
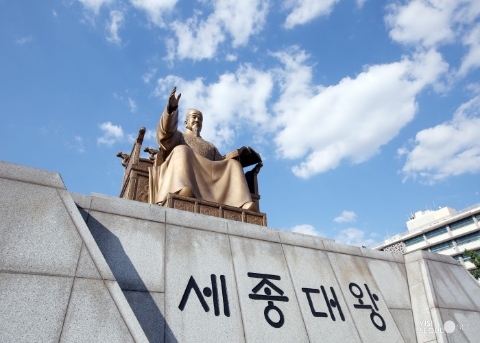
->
<box><xmin>170</xmin><ymin>86</ymin><xmax>176</xmax><ymax>97</ymax></box>
<box><xmin>177</xmin><ymin>93</ymin><xmax>181</xmax><ymax>102</ymax></box>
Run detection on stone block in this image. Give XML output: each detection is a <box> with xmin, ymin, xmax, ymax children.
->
<box><xmin>0</xmin><ymin>160</ymin><xmax>65</xmax><ymax>189</ymax></box>
<box><xmin>393</xmin><ymin>253</ymin><xmax>405</xmax><ymax>264</ymax></box>
<box><xmin>0</xmin><ymin>179</ymin><xmax>82</xmax><ymax>276</ymax></box>
<box><xmin>327</xmin><ymin>252</ymin><xmax>405</xmax><ymax>343</ymax></box>
<box><xmin>439</xmin><ymin>308</ymin><xmax>480</xmax><ymax>343</ymax></box>
<box><xmin>228</xmin><ymin>220</ymin><xmax>280</xmax><ymax>242</ymax></box>
<box><xmin>122</xmin><ymin>290</ymin><xmax>166</xmax><ymax>343</ymax></box>
<box><xmin>57</xmin><ymin>190</ymin><xmax>116</xmax><ymax>281</ymax></box>
<box><xmin>90</xmin><ymin>193</ymin><xmax>166</xmax><ymax>223</ymax></box>
<box><xmin>282</xmin><ymin>245</ymin><xmax>362</xmax><ymax>342</ymax></box>
<box><xmin>104</xmin><ymin>281</ymin><xmax>149</xmax><ymax>343</ymax></box>
<box><xmin>426</xmin><ymin>260</ymin><xmax>480</xmax><ymax>311</ymax></box>
<box><xmin>87</xmin><ymin>211</ymin><xmax>165</xmax><ymax>292</ymax></box>
<box><xmin>0</xmin><ymin>272</ymin><xmax>73</xmax><ymax>343</ymax></box>
<box><xmin>76</xmin><ymin>243</ymin><xmax>102</xmax><ymax>280</ymax></box>
<box><xmin>409</xmin><ymin>282</ymin><xmax>436</xmax><ymax>343</ymax></box>
<box><xmin>420</xmin><ymin>260</ymin><xmax>439</xmax><ymax>310</ymax></box>
<box><xmin>278</xmin><ymin>230</ymin><xmax>326</xmax><ymax>250</ymax></box>
<box><xmin>323</xmin><ymin>239</ymin><xmax>363</xmax><ymax>257</ymax></box>
<box><xmin>437</xmin><ymin>253</ymin><xmax>456</xmax><ymax>265</ymax></box>
<box><xmin>165</xmin><ymin>206</ymin><xmax>229</xmax><ymax>234</ymax></box>
<box><xmin>404</xmin><ymin>250</ymin><xmax>425</xmax><ymax>264</ymax></box>
<box><xmin>389</xmin><ymin>309</ymin><xmax>416</xmax><ymax>343</ymax></box>
<box><xmin>229</xmin><ymin>236</ymin><xmax>309</xmax><ymax>342</ymax></box>
<box><xmin>364</xmin><ymin>258</ymin><xmax>411</xmax><ymax>310</ymax></box>
<box><xmin>429</xmin><ymin>307</ymin><xmax>447</xmax><ymax>343</ymax></box>
<box><xmin>361</xmin><ymin>248</ymin><xmax>397</xmax><ymax>263</ymax></box>
<box><xmin>60</xmin><ymin>278</ymin><xmax>134</xmax><ymax>343</ymax></box>
<box><xmin>165</xmin><ymin>225</ymin><xmax>244</xmax><ymax>343</ymax></box>
<box><xmin>405</xmin><ymin>260</ymin><xmax>423</xmax><ymax>287</ymax></box>
<box><xmin>70</xmin><ymin>191</ymin><xmax>92</xmax><ymax>210</ymax></box>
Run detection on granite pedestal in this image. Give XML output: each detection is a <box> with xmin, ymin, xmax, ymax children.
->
<box><xmin>1</xmin><ymin>161</ymin><xmax>479</xmax><ymax>342</ymax></box>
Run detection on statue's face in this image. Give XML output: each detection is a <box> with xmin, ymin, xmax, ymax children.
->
<box><xmin>185</xmin><ymin>110</ymin><xmax>203</xmax><ymax>133</ymax></box>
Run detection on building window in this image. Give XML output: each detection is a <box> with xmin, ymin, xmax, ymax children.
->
<box><xmin>405</xmin><ymin>235</ymin><xmax>424</xmax><ymax>246</ymax></box>
<box><xmin>430</xmin><ymin>241</ymin><xmax>454</xmax><ymax>253</ymax></box>
<box><xmin>453</xmin><ymin>255</ymin><xmax>462</xmax><ymax>262</ymax></box>
<box><xmin>449</xmin><ymin>217</ymin><xmax>474</xmax><ymax>231</ymax></box>
<box><xmin>455</xmin><ymin>231</ymin><xmax>480</xmax><ymax>246</ymax></box>
<box><xmin>475</xmin><ymin>214</ymin><xmax>480</xmax><ymax>222</ymax></box>
<box><xmin>425</xmin><ymin>226</ymin><xmax>448</xmax><ymax>239</ymax></box>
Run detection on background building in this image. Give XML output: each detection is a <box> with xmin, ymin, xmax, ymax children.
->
<box><xmin>374</xmin><ymin>204</ymin><xmax>480</xmax><ymax>273</ymax></box>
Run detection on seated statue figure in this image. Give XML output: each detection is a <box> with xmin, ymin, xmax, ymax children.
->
<box><xmin>148</xmin><ymin>87</ymin><xmax>258</xmax><ymax>211</ymax></box>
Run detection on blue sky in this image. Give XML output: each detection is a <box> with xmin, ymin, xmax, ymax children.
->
<box><xmin>2</xmin><ymin>0</ymin><xmax>480</xmax><ymax>247</ymax></box>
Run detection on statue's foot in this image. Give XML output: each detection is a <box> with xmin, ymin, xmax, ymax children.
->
<box><xmin>178</xmin><ymin>187</ymin><xmax>194</xmax><ymax>198</ymax></box>
<box><xmin>241</xmin><ymin>201</ymin><xmax>259</xmax><ymax>212</ymax></box>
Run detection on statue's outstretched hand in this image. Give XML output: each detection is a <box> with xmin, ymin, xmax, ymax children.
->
<box><xmin>168</xmin><ymin>87</ymin><xmax>181</xmax><ymax>111</ymax></box>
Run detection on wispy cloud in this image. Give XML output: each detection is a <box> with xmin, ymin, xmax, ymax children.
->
<box><xmin>15</xmin><ymin>35</ymin><xmax>32</xmax><ymax>45</ymax></box>
<box><xmin>334</xmin><ymin>228</ymin><xmax>376</xmax><ymax>247</ymax></box>
<box><xmin>70</xmin><ymin>136</ymin><xmax>86</xmax><ymax>153</ymax></box>
<box><xmin>290</xmin><ymin>224</ymin><xmax>324</xmax><ymax>237</ymax></box>
<box><xmin>283</xmin><ymin>0</ymin><xmax>340</xmax><ymax>29</ymax></box>
<box><xmin>97</xmin><ymin>122</ymin><xmax>124</xmax><ymax>146</ymax></box>
<box><xmin>52</xmin><ymin>9</ymin><xmax>57</xmax><ymax>17</ymax></box>
<box><xmin>129</xmin><ymin>0</ymin><xmax>179</xmax><ymax>27</ymax></box>
<box><xmin>106</xmin><ymin>10</ymin><xmax>124</xmax><ymax>45</ymax></box>
<box><xmin>142</xmin><ymin>68</ymin><xmax>157</xmax><ymax>83</ymax></box>
<box><xmin>128</xmin><ymin>97</ymin><xmax>137</xmax><ymax>113</ymax></box>
<box><xmin>78</xmin><ymin>0</ymin><xmax>113</xmax><ymax>14</ymax></box>
<box><xmin>334</xmin><ymin>210</ymin><xmax>357</xmax><ymax>223</ymax></box>
<box><xmin>168</xmin><ymin>0</ymin><xmax>269</xmax><ymax>61</ymax></box>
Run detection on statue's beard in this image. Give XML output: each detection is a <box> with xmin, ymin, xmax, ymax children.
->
<box><xmin>192</xmin><ymin>124</ymin><xmax>201</xmax><ymax>137</ymax></box>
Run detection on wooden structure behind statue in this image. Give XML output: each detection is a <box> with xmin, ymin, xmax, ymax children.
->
<box><xmin>117</xmin><ymin>127</ymin><xmax>267</xmax><ymax>226</ymax></box>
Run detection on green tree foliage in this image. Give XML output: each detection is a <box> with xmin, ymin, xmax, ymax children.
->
<box><xmin>464</xmin><ymin>249</ymin><xmax>480</xmax><ymax>279</ymax></box>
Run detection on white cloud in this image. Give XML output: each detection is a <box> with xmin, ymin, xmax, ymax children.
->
<box><xmin>15</xmin><ymin>35</ymin><xmax>32</xmax><ymax>45</ymax></box>
<box><xmin>334</xmin><ymin>210</ymin><xmax>357</xmax><ymax>223</ymax></box>
<box><xmin>154</xmin><ymin>45</ymin><xmax>448</xmax><ymax>176</ymax></box>
<box><xmin>225</xmin><ymin>54</ymin><xmax>237</xmax><ymax>61</ymax></box>
<box><xmin>128</xmin><ymin>97</ymin><xmax>137</xmax><ymax>113</ymax></box>
<box><xmin>142</xmin><ymin>68</ymin><xmax>157</xmax><ymax>83</ymax></box>
<box><xmin>171</xmin><ymin>15</ymin><xmax>225</xmax><ymax>61</ymax></box>
<box><xmin>74</xmin><ymin>136</ymin><xmax>85</xmax><ymax>153</ymax></box>
<box><xmin>154</xmin><ymin>63</ymin><xmax>273</xmax><ymax>150</ymax></box>
<box><xmin>385</xmin><ymin>0</ymin><xmax>480</xmax><ymax>60</ymax></box>
<box><xmin>385</xmin><ymin>0</ymin><xmax>457</xmax><ymax>47</ymax></box>
<box><xmin>283</xmin><ymin>0</ymin><xmax>340</xmax><ymax>29</ymax></box>
<box><xmin>78</xmin><ymin>0</ymin><xmax>113</xmax><ymax>14</ymax></box>
<box><xmin>52</xmin><ymin>9</ymin><xmax>57</xmax><ymax>17</ymax></box>
<box><xmin>98</xmin><ymin>122</ymin><xmax>124</xmax><ymax>146</ymax></box>
<box><xmin>169</xmin><ymin>0</ymin><xmax>269</xmax><ymax>61</ymax></box>
<box><xmin>273</xmin><ymin>47</ymin><xmax>448</xmax><ymax>178</ymax></box>
<box><xmin>334</xmin><ymin>228</ymin><xmax>376</xmax><ymax>247</ymax></box>
<box><xmin>144</xmin><ymin>128</ymin><xmax>157</xmax><ymax>142</ymax></box>
<box><xmin>400</xmin><ymin>94</ymin><xmax>480</xmax><ymax>184</ymax></box>
<box><xmin>106</xmin><ymin>10</ymin><xmax>124</xmax><ymax>45</ymax></box>
<box><xmin>290</xmin><ymin>224</ymin><xmax>323</xmax><ymax>237</ymax></box>
<box><xmin>458</xmin><ymin>24</ymin><xmax>480</xmax><ymax>77</ymax></box>
<box><xmin>129</xmin><ymin>0</ymin><xmax>179</xmax><ymax>27</ymax></box>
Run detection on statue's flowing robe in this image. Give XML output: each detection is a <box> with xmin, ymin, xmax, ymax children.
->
<box><xmin>148</xmin><ymin>106</ymin><xmax>252</xmax><ymax>207</ymax></box>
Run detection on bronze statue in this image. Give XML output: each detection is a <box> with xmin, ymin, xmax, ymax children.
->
<box><xmin>148</xmin><ymin>87</ymin><xmax>258</xmax><ymax>211</ymax></box>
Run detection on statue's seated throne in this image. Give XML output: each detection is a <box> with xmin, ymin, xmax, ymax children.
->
<box><xmin>117</xmin><ymin>127</ymin><xmax>267</xmax><ymax>226</ymax></box>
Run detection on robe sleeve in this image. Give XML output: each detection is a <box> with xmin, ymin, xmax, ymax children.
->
<box><xmin>157</xmin><ymin>105</ymin><xmax>182</xmax><ymax>154</ymax></box>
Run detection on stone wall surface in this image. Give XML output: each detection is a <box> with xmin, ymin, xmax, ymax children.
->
<box><xmin>1</xmin><ymin>160</ymin><xmax>480</xmax><ymax>343</ymax></box>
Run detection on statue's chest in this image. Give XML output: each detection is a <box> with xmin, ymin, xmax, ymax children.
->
<box><xmin>183</xmin><ymin>135</ymin><xmax>215</xmax><ymax>160</ymax></box>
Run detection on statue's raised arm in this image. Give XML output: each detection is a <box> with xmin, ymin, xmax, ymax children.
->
<box><xmin>149</xmin><ymin>87</ymin><xmax>258</xmax><ymax>212</ymax></box>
